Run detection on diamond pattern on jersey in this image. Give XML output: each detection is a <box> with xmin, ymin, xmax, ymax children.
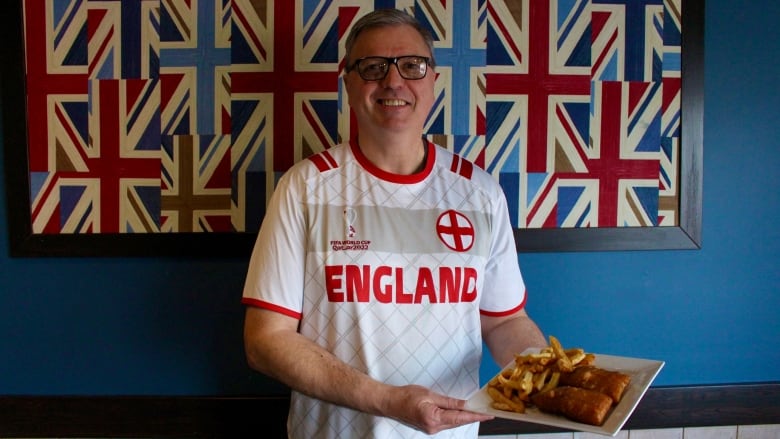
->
<box><xmin>308</xmin><ymin>154</ymin><xmax>494</xmax><ymax>213</ymax></box>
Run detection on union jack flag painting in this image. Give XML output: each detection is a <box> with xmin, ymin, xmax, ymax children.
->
<box><xmin>20</xmin><ymin>0</ymin><xmax>683</xmax><ymax>237</ymax></box>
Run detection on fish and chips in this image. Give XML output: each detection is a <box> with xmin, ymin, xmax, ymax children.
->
<box><xmin>486</xmin><ymin>336</ymin><xmax>632</xmax><ymax>426</ymax></box>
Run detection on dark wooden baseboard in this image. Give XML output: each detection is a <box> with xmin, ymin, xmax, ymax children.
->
<box><xmin>1</xmin><ymin>383</ymin><xmax>778</xmax><ymax>437</ymax></box>
<box><xmin>482</xmin><ymin>382</ymin><xmax>780</xmax><ymax>436</ymax></box>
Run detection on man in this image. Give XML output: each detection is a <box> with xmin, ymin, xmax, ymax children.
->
<box><xmin>242</xmin><ymin>8</ymin><xmax>546</xmax><ymax>438</ymax></box>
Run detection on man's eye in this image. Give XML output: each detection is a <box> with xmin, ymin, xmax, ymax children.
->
<box><xmin>364</xmin><ymin>62</ymin><xmax>386</xmax><ymax>71</ymax></box>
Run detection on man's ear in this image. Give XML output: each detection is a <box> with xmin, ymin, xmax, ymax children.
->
<box><xmin>341</xmin><ymin>72</ymin><xmax>350</xmax><ymax>89</ymax></box>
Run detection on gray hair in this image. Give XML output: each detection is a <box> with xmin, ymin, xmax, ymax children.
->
<box><xmin>344</xmin><ymin>8</ymin><xmax>437</xmax><ymax>69</ymax></box>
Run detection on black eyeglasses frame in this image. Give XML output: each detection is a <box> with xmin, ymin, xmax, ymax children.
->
<box><xmin>346</xmin><ymin>55</ymin><xmax>431</xmax><ymax>81</ymax></box>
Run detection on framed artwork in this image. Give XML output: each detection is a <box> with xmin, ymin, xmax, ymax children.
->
<box><xmin>1</xmin><ymin>0</ymin><xmax>702</xmax><ymax>257</ymax></box>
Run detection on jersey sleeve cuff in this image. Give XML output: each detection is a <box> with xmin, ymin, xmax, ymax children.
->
<box><xmin>242</xmin><ymin>297</ymin><xmax>303</xmax><ymax>320</ymax></box>
<box><xmin>479</xmin><ymin>293</ymin><xmax>527</xmax><ymax>317</ymax></box>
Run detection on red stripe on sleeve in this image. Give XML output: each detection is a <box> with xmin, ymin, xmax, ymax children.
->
<box><xmin>449</xmin><ymin>155</ymin><xmax>474</xmax><ymax>180</ymax></box>
<box><xmin>322</xmin><ymin>150</ymin><xmax>338</xmax><ymax>168</ymax></box>
<box><xmin>450</xmin><ymin>155</ymin><xmax>460</xmax><ymax>173</ymax></box>
<box><xmin>459</xmin><ymin>158</ymin><xmax>473</xmax><ymax>179</ymax></box>
<box><xmin>308</xmin><ymin>150</ymin><xmax>339</xmax><ymax>173</ymax></box>
<box><xmin>241</xmin><ymin>297</ymin><xmax>303</xmax><ymax>320</ymax></box>
<box><xmin>308</xmin><ymin>154</ymin><xmax>330</xmax><ymax>172</ymax></box>
<box><xmin>479</xmin><ymin>293</ymin><xmax>527</xmax><ymax>317</ymax></box>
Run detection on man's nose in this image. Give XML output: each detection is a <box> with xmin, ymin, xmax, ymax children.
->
<box><xmin>380</xmin><ymin>63</ymin><xmax>405</xmax><ymax>86</ymax></box>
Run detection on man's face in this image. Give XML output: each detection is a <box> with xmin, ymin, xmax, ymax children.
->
<box><xmin>343</xmin><ymin>24</ymin><xmax>435</xmax><ymax>137</ymax></box>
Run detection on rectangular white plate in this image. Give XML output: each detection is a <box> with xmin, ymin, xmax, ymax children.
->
<box><xmin>465</xmin><ymin>351</ymin><xmax>664</xmax><ymax>437</ymax></box>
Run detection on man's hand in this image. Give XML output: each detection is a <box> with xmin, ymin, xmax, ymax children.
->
<box><xmin>384</xmin><ymin>384</ymin><xmax>494</xmax><ymax>435</ymax></box>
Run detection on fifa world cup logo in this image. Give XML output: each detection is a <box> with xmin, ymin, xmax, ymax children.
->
<box><xmin>344</xmin><ymin>208</ymin><xmax>356</xmax><ymax>238</ymax></box>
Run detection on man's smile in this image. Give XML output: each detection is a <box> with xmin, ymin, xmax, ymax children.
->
<box><xmin>379</xmin><ymin>99</ymin><xmax>408</xmax><ymax>107</ymax></box>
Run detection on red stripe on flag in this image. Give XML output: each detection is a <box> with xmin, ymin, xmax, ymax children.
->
<box><xmin>231</xmin><ymin>1</ymin><xmax>338</xmax><ymax>172</ymax></box>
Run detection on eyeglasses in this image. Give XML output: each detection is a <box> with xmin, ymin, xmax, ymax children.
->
<box><xmin>347</xmin><ymin>55</ymin><xmax>430</xmax><ymax>81</ymax></box>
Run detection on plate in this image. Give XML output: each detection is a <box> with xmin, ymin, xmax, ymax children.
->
<box><xmin>465</xmin><ymin>351</ymin><xmax>664</xmax><ymax>437</ymax></box>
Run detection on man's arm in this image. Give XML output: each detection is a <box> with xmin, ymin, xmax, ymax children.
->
<box><xmin>243</xmin><ymin>306</ymin><xmax>493</xmax><ymax>434</ymax></box>
<box><xmin>481</xmin><ymin>308</ymin><xmax>547</xmax><ymax>368</ymax></box>
<box><xmin>244</xmin><ymin>306</ymin><xmax>387</xmax><ymax>412</ymax></box>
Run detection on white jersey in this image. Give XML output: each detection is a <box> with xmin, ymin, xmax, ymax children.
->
<box><xmin>242</xmin><ymin>140</ymin><xmax>527</xmax><ymax>439</ymax></box>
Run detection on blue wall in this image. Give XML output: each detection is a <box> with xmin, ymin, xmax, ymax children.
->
<box><xmin>1</xmin><ymin>0</ymin><xmax>778</xmax><ymax>395</ymax></box>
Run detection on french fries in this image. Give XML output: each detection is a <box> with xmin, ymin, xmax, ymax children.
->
<box><xmin>487</xmin><ymin>336</ymin><xmax>594</xmax><ymax>413</ymax></box>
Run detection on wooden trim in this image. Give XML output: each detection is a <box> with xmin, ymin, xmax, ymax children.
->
<box><xmin>0</xmin><ymin>395</ymin><xmax>289</xmax><ymax>438</ymax></box>
<box><xmin>1</xmin><ymin>384</ymin><xmax>778</xmax><ymax>437</ymax></box>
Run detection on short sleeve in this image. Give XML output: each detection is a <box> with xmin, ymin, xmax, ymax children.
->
<box><xmin>241</xmin><ymin>170</ymin><xmax>307</xmax><ymax>318</ymax></box>
<box><xmin>478</xmin><ymin>186</ymin><xmax>527</xmax><ymax>316</ymax></box>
